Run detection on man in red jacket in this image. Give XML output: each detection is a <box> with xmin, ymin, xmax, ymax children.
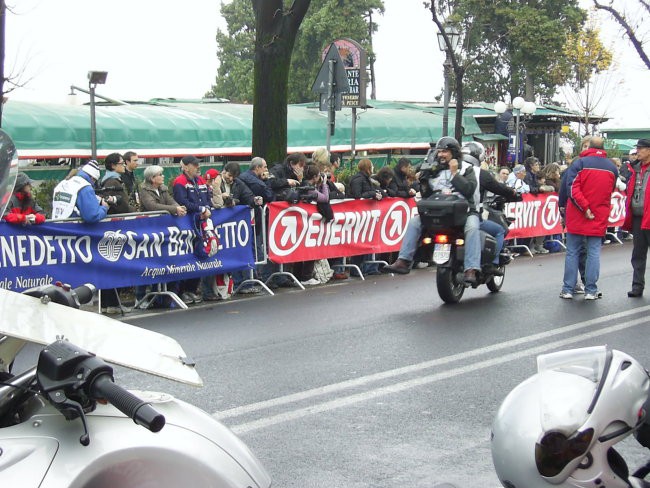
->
<box><xmin>622</xmin><ymin>138</ymin><xmax>650</xmax><ymax>297</ymax></box>
<box><xmin>560</xmin><ymin>137</ymin><xmax>618</xmax><ymax>300</ymax></box>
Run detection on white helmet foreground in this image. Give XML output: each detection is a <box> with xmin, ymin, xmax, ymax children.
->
<box><xmin>492</xmin><ymin>346</ymin><xmax>649</xmax><ymax>488</ymax></box>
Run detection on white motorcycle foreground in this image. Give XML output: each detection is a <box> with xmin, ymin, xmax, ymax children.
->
<box><xmin>492</xmin><ymin>345</ymin><xmax>650</xmax><ymax>488</ymax></box>
<box><xmin>0</xmin><ymin>285</ymin><xmax>271</xmax><ymax>488</ymax></box>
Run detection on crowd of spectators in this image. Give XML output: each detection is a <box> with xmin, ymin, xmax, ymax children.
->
<box><xmin>1</xmin><ymin>140</ymin><xmax>639</xmax><ymax>314</ymax></box>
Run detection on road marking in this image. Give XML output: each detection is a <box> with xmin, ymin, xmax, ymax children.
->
<box><xmin>224</xmin><ymin>315</ymin><xmax>648</xmax><ymax>434</ymax></box>
<box><xmin>213</xmin><ymin>305</ymin><xmax>650</xmax><ymax>421</ymax></box>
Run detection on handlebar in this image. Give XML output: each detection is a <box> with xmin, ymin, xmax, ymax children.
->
<box><xmin>23</xmin><ymin>282</ymin><xmax>96</xmax><ymax>308</ymax></box>
<box><xmin>89</xmin><ymin>373</ymin><xmax>165</xmax><ymax>433</ymax></box>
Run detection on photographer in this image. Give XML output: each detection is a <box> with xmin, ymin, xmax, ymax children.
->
<box><xmin>383</xmin><ymin>137</ymin><xmax>480</xmax><ymax>283</ymax></box>
<box><xmin>347</xmin><ymin>158</ymin><xmax>383</xmax><ymax>200</ymax></box>
<box><xmin>292</xmin><ymin>164</ymin><xmax>330</xmax><ymax>286</ymax></box>
<box><xmin>99</xmin><ymin>153</ymin><xmax>135</xmax><ymax>215</ymax></box>
<box><xmin>220</xmin><ymin>162</ymin><xmax>256</xmax><ymax>208</ymax></box>
<box><xmin>52</xmin><ymin>160</ymin><xmax>109</xmax><ymax>222</ymax></box>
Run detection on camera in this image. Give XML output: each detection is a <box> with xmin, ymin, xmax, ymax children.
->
<box><xmin>95</xmin><ymin>188</ymin><xmax>123</xmax><ymax>206</ymax></box>
<box><xmin>420</xmin><ymin>148</ymin><xmax>448</xmax><ymax>173</ymax></box>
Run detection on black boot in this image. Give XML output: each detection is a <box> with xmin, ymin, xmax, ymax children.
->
<box><xmin>382</xmin><ymin>258</ymin><xmax>411</xmax><ymax>275</ymax></box>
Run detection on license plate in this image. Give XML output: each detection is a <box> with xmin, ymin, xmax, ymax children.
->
<box><xmin>433</xmin><ymin>243</ymin><xmax>451</xmax><ymax>264</ymax></box>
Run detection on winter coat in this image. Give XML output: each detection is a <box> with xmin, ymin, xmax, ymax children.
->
<box><xmin>140</xmin><ymin>182</ymin><xmax>182</xmax><ymax>215</ymax></box>
<box><xmin>3</xmin><ymin>191</ymin><xmax>46</xmax><ymax>225</ymax></box>
<box><xmin>564</xmin><ymin>147</ymin><xmax>618</xmax><ymax>236</ymax></box>
<box><xmin>268</xmin><ymin>162</ymin><xmax>301</xmax><ymax>199</ymax></box>
<box><xmin>172</xmin><ymin>172</ymin><xmax>211</xmax><ymax>215</ymax></box>
<box><xmin>392</xmin><ymin>169</ymin><xmax>416</xmax><ymax>198</ymax></box>
<box><xmin>623</xmin><ymin>161</ymin><xmax>650</xmax><ymax>232</ymax></box>
<box><xmin>100</xmin><ymin>171</ymin><xmax>134</xmax><ymax>215</ymax></box>
<box><xmin>347</xmin><ymin>171</ymin><xmax>377</xmax><ymax>199</ymax></box>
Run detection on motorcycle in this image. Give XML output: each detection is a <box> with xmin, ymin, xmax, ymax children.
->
<box><xmin>492</xmin><ymin>345</ymin><xmax>650</xmax><ymax>488</ymax></box>
<box><xmin>0</xmin><ymin>282</ymin><xmax>272</xmax><ymax>488</ymax></box>
<box><xmin>417</xmin><ymin>194</ymin><xmax>515</xmax><ymax>304</ymax></box>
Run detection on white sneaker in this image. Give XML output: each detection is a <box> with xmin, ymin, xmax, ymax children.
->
<box><xmin>414</xmin><ymin>262</ymin><xmax>429</xmax><ymax>269</ymax></box>
<box><xmin>535</xmin><ymin>247</ymin><xmax>549</xmax><ymax>254</ymax></box>
<box><xmin>559</xmin><ymin>292</ymin><xmax>573</xmax><ymax>299</ymax></box>
<box><xmin>585</xmin><ymin>291</ymin><xmax>603</xmax><ymax>300</ymax></box>
<box><xmin>573</xmin><ymin>283</ymin><xmax>585</xmax><ymax>294</ymax></box>
<box><xmin>300</xmin><ymin>278</ymin><xmax>320</xmax><ymax>286</ymax></box>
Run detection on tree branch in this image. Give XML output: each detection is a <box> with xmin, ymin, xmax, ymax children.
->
<box><xmin>593</xmin><ymin>0</ymin><xmax>650</xmax><ymax>69</ymax></box>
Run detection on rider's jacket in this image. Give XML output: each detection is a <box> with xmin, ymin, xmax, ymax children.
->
<box><xmin>423</xmin><ymin>159</ymin><xmax>479</xmax><ymax>212</ymax></box>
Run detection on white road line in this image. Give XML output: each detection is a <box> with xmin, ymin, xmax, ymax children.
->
<box><xmin>227</xmin><ymin>316</ymin><xmax>648</xmax><ymax>434</ymax></box>
<box><xmin>213</xmin><ymin>305</ymin><xmax>650</xmax><ymax>421</ymax></box>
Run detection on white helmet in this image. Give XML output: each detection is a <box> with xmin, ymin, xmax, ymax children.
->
<box><xmin>491</xmin><ymin>346</ymin><xmax>649</xmax><ymax>488</ymax></box>
<box><xmin>461</xmin><ymin>141</ymin><xmax>486</xmax><ymax>167</ymax></box>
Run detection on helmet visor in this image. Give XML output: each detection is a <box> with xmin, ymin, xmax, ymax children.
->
<box><xmin>535</xmin><ymin>428</ymin><xmax>594</xmax><ymax>478</ymax></box>
<box><xmin>0</xmin><ymin>130</ymin><xmax>18</xmax><ymax>216</ymax></box>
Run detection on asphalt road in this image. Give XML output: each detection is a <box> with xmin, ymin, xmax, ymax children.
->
<box><xmin>120</xmin><ymin>242</ymin><xmax>650</xmax><ymax>488</ymax></box>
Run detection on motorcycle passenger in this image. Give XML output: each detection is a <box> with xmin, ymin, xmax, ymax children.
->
<box><xmin>462</xmin><ymin>141</ymin><xmax>519</xmax><ymax>276</ymax></box>
<box><xmin>383</xmin><ymin>136</ymin><xmax>481</xmax><ymax>284</ymax></box>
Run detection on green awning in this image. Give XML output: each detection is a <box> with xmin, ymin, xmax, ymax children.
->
<box><xmin>4</xmin><ymin>100</ymin><xmax>483</xmax><ymax>159</ymax></box>
<box><xmin>473</xmin><ymin>133</ymin><xmax>509</xmax><ymax>141</ymax></box>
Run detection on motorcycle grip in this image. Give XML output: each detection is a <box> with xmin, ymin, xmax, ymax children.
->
<box><xmin>90</xmin><ymin>374</ymin><xmax>166</xmax><ymax>433</ymax></box>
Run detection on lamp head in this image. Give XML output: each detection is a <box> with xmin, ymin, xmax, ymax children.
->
<box><xmin>512</xmin><ymin>96</ymin><xmax>525</xmax><ymax>110</ymax></box>
<box><xmin>88</xmin><ymin>71</ymin><xmax>108</xmax><ymax>85</ymax></box>
<box><xmin>494</xmin><ymin>101</ymin><xmax>507</xmax><ymax>114</ymax></box>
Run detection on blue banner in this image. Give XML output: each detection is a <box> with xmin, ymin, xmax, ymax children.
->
<box><xmin>0</xmin><ymin>206</ymin><xmax>254</xmax><ymax>292</ymax></box>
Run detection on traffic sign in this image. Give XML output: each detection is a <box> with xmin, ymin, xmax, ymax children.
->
<box><xmin>311</xmin><ymin>43</ymin><xmax>350</xmax><ymax>94</ymax></box>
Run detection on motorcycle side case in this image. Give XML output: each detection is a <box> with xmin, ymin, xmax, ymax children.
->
<box><xmin>0</xmin><ymin>393</ymin><xmax>272</xmax><ymax>488</ymax></box>
<box><xmin>417</xmin><ymin>194</ymin><xmax>468</xmax><ymax>231</ymax></box>
<box><xmin>454</xmin><ymin>231</ymin><xmax>497</xmax><ymax>265</ymax></box>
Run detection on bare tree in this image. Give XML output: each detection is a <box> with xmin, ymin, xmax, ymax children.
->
<box><xmin>593</xmin><ymin>0</ymin><xmax>650</xmax><ymax>69</ymax></box>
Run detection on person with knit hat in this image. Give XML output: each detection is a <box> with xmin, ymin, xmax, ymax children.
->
<box><xmin>51</xmin><ymin>160</ymin><xmax>109</xmax><ymax>222</ymax></box>
<box><xmin>2</xmin><ymin>172</ymin><xmax>46</xmax><ymax>225</ymax></box>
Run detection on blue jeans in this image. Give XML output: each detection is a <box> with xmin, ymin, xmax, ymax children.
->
<box><xmin>562</xmin><ymin>233</ymin><xmax>601</xmax><ymax>295</ymax></box>
<box><xmin>480</xmin><ymin>219</ymin><xmax>505</xmax><ymax>265</ymax></box>
<box><xmin>398</xmin><ymin>213</ymin><xmax>481</xmax><ymax>271</ymax></box>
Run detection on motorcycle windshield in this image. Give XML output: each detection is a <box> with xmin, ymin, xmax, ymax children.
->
<box><xmin>0</xmin><ymin>129</ymin><xmax>18</xmax><ymax>217</ymax></box>
<box><xmin>536</xmin><ymin>346</ymin><xmax>608</xmax><ymax>434</ymax></box>
<box><xmin>0</xmin><ymin>288</ymin><xmax>203</xmax><ymax>386</ymax></box>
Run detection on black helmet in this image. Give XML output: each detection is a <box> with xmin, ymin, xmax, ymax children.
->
<box><xmin>462</xmin><ymin>141</ymin><xmax>486</xmax><ymax>166</ymax></box>
<box><xmin>435</xmin><ymin>136</ymin><xmax>462</xmax><ymax>160</ymax></box>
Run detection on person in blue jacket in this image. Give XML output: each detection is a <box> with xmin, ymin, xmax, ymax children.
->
<box><xmin>52</xmin><ymin>160</ymin><xmax>109</xmax><ymax>222</ymax></box>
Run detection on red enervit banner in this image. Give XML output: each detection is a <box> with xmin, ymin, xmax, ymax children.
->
<box><xmin>504</xmin><ymin>192</ymin><xmax>626</xmax><ymax>239</ymax></box>
<box><xmin>267</xmin><ymin>198</ymin><xmax>417</xmax><ymax>263</ymax></box>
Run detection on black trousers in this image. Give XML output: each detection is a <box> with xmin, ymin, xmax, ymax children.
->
<box><xmin>631</xmin><ymin>216</ymin><xmax>650</xmax><ymax>291</ymax></box>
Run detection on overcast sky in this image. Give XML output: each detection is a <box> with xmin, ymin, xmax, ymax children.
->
<box><xmin>6</xmin><ymin>0</ymin><xmax>650</xmax><ymax>128</ymax></box>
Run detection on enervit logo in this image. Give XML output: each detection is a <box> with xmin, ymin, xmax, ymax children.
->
<box><xmin>98</xmin><ymin>230</ymin><xmax>129</xmax><ymax>262</ymax></box>
<box><xmin>269</xmin><ymin>206</ymin><xmax>311</xmax><ymax>257</ymax></box>
<box><xmin>609</xmin><ymin>192</ymin><xmax>626</xmax><ymax>223</ymax></box>
<box><xmin>380</xmin><ymin>200</ymin><xmax>412</xmax><ymax>246</ymax></box>
<box><xmin>540</xmin><ymin>194</ymin><xmax>561</xmax><ymax>230</ymax></box>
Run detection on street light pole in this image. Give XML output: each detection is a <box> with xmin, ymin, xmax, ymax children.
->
<box><xmin>437</xmin><ymin>25</ymin><xmax>460</xmax><ymax>139</ymax></box>
<box><xmin>512</xmin><ymin>96</ymin><xmax>525</xmax><ymax>165</ymax></box>
<box><xmin>494</xmin><ymin>97</ymin><xmax>536</xmax><ymax>166</ymax></box>
<box><xmin>87</xmin><ymin>71</ymin><xmax>108</xmax><ymax>161</ymax></box>
<box><xmin>442</xmin><ymin>54</ymin><xmax>451</xmax><ymax>137</ymax></box>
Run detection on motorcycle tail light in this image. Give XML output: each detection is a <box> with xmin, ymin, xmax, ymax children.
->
<box><xmin>455</xmin><ymin>238</ymin><xmax>465</xmax><ymax>246</ymax></box>
<box><xmin>434</xmin><ymin>235</ymin><xmax>449</xmax><ymax>244</ymax></box>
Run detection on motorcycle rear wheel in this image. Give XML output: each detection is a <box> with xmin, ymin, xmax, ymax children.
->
<box><xmin>486</xmin><ymin>267</ymin><xmax>505</xmax><ymax>292</ymax></box>
<box><xmin>436</xmin><ymin>267</ymin><xmax>465</xmax><ymax>304</ymax></box>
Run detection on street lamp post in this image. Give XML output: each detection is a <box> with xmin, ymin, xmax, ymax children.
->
<box><xmin>88</xmin><ymin>71</ymin><xmax>108</xmax><ymax>161</ymax></box>
<box><xmin>437</xmin><ymin>25</ymin><xmax>460</xmax><ymax>138</ymax></box>
<box><xmin>494</xmin><ymin>97</ymin><xmax>536</xmax><ymax>164</ymax></box>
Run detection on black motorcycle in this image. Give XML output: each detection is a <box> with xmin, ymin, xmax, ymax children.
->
<box><xmin>417</xmin><ymin>194</ymin><xmax>515</xmax><ymax>304</ymax></box>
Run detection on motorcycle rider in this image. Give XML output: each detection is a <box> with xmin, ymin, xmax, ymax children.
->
<box><xmin>382</xmin><ymin>136</ymin><xmax>481</xmax><ymax>284</ymax></box>
<box><xmin>462</xmin><ymin>141</ymin><xmax>519</xmax><ymax>276</ymax></box>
